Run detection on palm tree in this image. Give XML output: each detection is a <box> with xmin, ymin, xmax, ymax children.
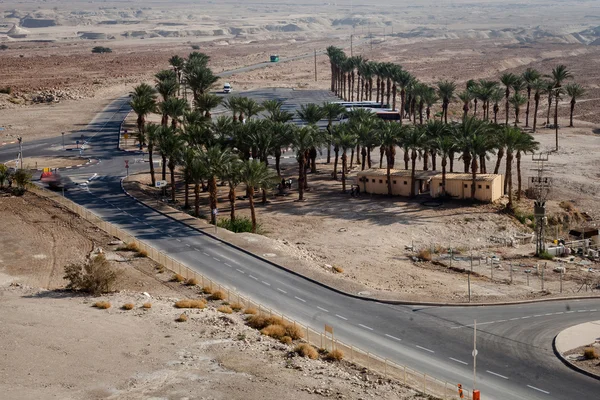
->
<box><xmin>196</xmin><ymin>93</ymin><xmax>222</xmax><ymax>118</ymax></box>
<box><xmin>326</xmin><ymin>46</ymin><xmax>344</xmax><ymax>94</ymax></box>
<box><xmin>180</xmin><ymin>146</ymin><xmax>197</xmax><ymax>209</ymax></box>
<box><xmin>185</xmin><ymin>63</ymin><xmax>218</xmax><ymax>104</ymax></box>
<box><xmin>458</xmin><ymin>90</ymin><xmax>473</xmax><ymax>120</ymax></box>
<box><xmin>500</xmin><ymin>73</ymin><xmax>519</xmax><ymax>125</ymax></box>
<box><xmin>240</xmin><ymin>159</ymin><xmax>279</xmax><ymax>233</ymax></box>
<box><xmin>129</xmin><ymin>83</ymin><xmax>157</xmax><ymax>150</ymax></box>
<box><xmin>321</xmin><ymin>102</ymin><xmax>347</xmax><ymax>164</ymax></box>
<box><xmin>431</xmin><ymin>134</ymin><xmax>456</xmax><ymax>195</ymax></box>
<box><xmin>155</xmin><ymin>69</ymin><xmax>177</xmax><ymax>84</ymax></box>
<box><xmin>290</xmin><ymin>125</ymin><xmax>318</xmax><ymax>201</ymax></box>
<box><xmin>509</xmin><ymin>93</ymin><xmax>527</xmax><ymax>126</ymax></box>
<box><xmin>189</xmin><ymin>151</ymin><xmax>206</xmax><ymax>218</ymax></box>
<box><xmin>458</xmin><ymin>117</ymin><xmax>495</xmax><ymax>199</ymax></box>
<box><xmin>393</xmin><ymin>68</ymin><xmax>412</xmax><ymax>123</ymax></box>
<box><xmin>515</xmin><ymin>132</ymin><xmax>539</xmax><ymax>200</ymax></box>
<box><xmin>437</xmin><ymin>80</ymin><xmax>457</xmax><ymax>124</ymax></box>
<box><xmin>297</xmin><ymin>103</ymin><xmax>325</xmax><ymax>173</ymax></box>
<box><xmin>161</xmin><ymin>97</ymin><xmax>189</xmax><ymax>130</ymax></box>
<box><xmin>490</xmin><ymin>88</ymin><xmax>504</xmax><ymax>124</ymax></box>
<box><xmin>269</xmin><ymin>121</ymin><xmax>293</xmax><ymax>177</ymax></box>
<box><xmin>377</xmin><ymin>123</ymin><xmax>402</xmax><ymax>195</ymax></box>
<box><xmin>223</xmin><ymin>96</ymin><xmax>242</xmax><ymax>121</ymax></box>
<box><xmin>522</xmin><ymin>68</ymin><xmax>541</xmax><ymax>128</ymax></box>
<box><xmin>565</xmin><ymin>83</ymin><xmax>585</xmax><ymax>127</ymax></box>
<box><xmin>239</xmin><ymin>97</ymin><xmax>264</xmax><ymax>122</ymax></box>
<box><xmin>262</xmin><ymin>99</ymin><xmax>284</xmax><ymax>114</ymax></box>
<box><xmin>145</xmin><ymin>123</ymin><xmax>161</xmax><ymax>186</ymax></box>
<box><xmin>169</xmin><ymin>55</ymin><xmax>185</xmax><ymax>95</ymax></box>
<box><xmin>199</xmin><ymin>146</ymin><xmax>236</xmax><ymax>225</ymax></box>
<box><xmin>423</xmin><ymin>86</ymin><xmax>439</xmax><ymax>122</ymax></box>
<box><xmin>156</xmin><ymin>126</ymin><xmax>184</xmax><ymax>202</ymax></box>
<box><xmin>222</xmin><ymin>158</ymin><xmax>243</xmax><ymax>221</ymax></box>
<box><xmin>531</xmin><ymin>79</ymin><xmax>548</xmax><ymax>133</ymax></box>
<box><xmin>502</xmin><ymin>126</ymin><xmax>523</xmax><ymax>207</ymax></box>
<box><xmin>333</xmin><ymin>124</ymin><xmax>357</xmax><ymax>193</ymax></box>
<box><xmin>551</xmin><ymin>65</ymin><xmax>573</xmax><ymax>151</ymax></box>
<box><xmin>403</xmin><ymin>126</ymin><xmax>426</xmax><ymax>197</ymax></box>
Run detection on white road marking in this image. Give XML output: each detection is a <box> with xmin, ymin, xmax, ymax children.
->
<box><xmin>565</xmin><ymin>311</ymin><xmax>575</xmax><ymax>314</ymax></box>
<box><xmin>213</xmin><ymin>257</ymin><xmax>221</xmax><ymax>262</ymax></box>
<box><xmin>185</xmin><ymin>244</ymin><xmax>191</xmax><ymax>247</ymax></box>
<box><xmin>416</xmin><ymin>345</ymin><xmax>435</xmax><ymax>353</ymax></box>
<box><xmin>577</xmin><ymin>310</ymin><xmax>588</xmax><ymax>313</ymax></box>
<box><xmin>262</xmin><ymin>281</ymin><xmax>271</xmax><ymax>286</ymax></box>
<box><xmin>359</xmin><ymin>324</ymin><xmax>374</xmax><ymax>331</ymax></box>
<box><xmin>385</xmin><ymin>334</ymin><xmax>402</xmax><ymax>342</ymax></box>
<box><xmin>236</xmin><ymin>269</ymin><xmax>245</xmax><ymax>274</ymax></box>
<box><xmin>176</xmin><ymin>239</ymin><xmax>181</xmax><ymax>242</ymax></box>
<box><xmin>544</xmin><ymin>313</ymin><xmax>552</xmax><ymax>316</ymax></box>
<box><xmin>533</xmin><ymin>314</ymin><xmax>542</xmax><ymax>317</ymax></box>
<box><xmin>335</xmin><ymin>314</ymin><xmax>348</xmax><ymax>320</ymax></box>
<box><xmin>249</xmin><ymin>275</ymin><xmax>258</xmax><ymax>281</ymax></box>
<box><xmin>591</xmin><ymin>309</ymin><xmax>598</xmax><ymax>312</ymax></box>
<box><xmin>450</xmin><ymin>357</ymin><xmax>467</xmax><ymax>365</ymax></box>
<box><xmin>277</xmin><ymin>288</ymin><xmax>287</xmax><ymax>294</ymax></box>
<box><xmin>527</xmin><ymin>385</ymin><xmax>550</xmax><ymax>394</ymax></box>
<box><xmin>487</xmin><ymin>370</ymin><xmax>509</xmax><ymax>379</ymax></box>
<box><xmin>317</xmin><ymin>306</ymin><xmax>329</xmax><ymax>313</ymax></box>
<box><xmin>203</xmin><ymin>252</ymin><xmax>209</xmax><ymax>256</ymax></box>
<box><xmin>555</xmin><ymin>312</ymin><xmax>564</xmax><ymax>315</ymax></box>
<box><xmin>224</xmin><ymin>263</ymin><xmax>232</xmax><ymax>268</ymax></box>
<box><xmin>294</xmin><ymin>296</ymin><xmax>306</xmax><ymax>303</ymax></box>
<box><xmin>521</xmin><ymin>316</ymin><xmax>531</xmax><ymax>319</ymax></box>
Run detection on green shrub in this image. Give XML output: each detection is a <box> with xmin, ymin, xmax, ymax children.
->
<box><xmin>217</xmin><ymin>217</ymin><xmax>261</xmax><ymax>233</ymax></box>
<box><xmin>0</xmin><ymin>44</ymin><xmax>8</xmax><ymax>51</ymax></box>
<box><xmin>538</xmin><ymin>251</ymin><xmax>554</xmax><ymax>260</ymax></box>
<box><xmin>191</xmin><ymin>44</ymin><xmax>200</xmax><ymax>50</ymax></box>
<box><xmin>13</xmin><ymin>169</ymin><xmax>32</xmax><ymax>192</ymax></box>
<box><xmin>64</xmin><ymin>254</ymin><xmax>120</xmax><ymax>295</ymax></box>
<box><xmin>92</xmin><ymin>46</ymin><xmax>112</xmax><ymax>54</ymax></box>
<box><xmin>0</xmin><ymin>87</ymin><xmax>11</xmax><ymax>95</ymax></box>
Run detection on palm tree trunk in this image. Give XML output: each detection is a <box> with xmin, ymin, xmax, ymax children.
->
<box><xmin>546</xmin><ymin>95</ymin><xmax>552</xmax><ymax>125</ymax></box>
<box><xmin>533</xmin><ymin>97</ymin><xmax>540</xmax><ymax>133</ymax></box>
<box><xmin>376</xmin><ymin>78</ymin><xmax>380</xmax><ymax>103</ymax></box>
<box><xmin>386</xmin><ymin>150</ymin><xmax>392</xmax><ymax>196</ymax></box>
<box><xmin>298</xmin><ymin>159</ymin><xmax>305</xmax><ymax>200</ymax></box>
<box><xmin>404</xmin><ymin>148</ymin><xmax>409</xmax><ymax>170</ymax></box>
<box><xmin>184</xmin><ymin>176</ymin><xmax>190</xmax><ymax>209</ymax></box>
<box><xmin>441</xmin><ymin>157</ymin><xmax>447</xmax><ymax>195</ymax></box>
<box><xmin>494</xmin><ymin>147</ymin><xmax>504</xmax><ymax>174</ymax></box>
<box><xmin>229</xmin><ymin>185</ymin><xmax>236</xmax><ymax>221</ymax></box>
<box><xmin>505</xmin><ymin>89</ymin><xmax>510</xmax><ymax>125</ymax></box>
<box><xmin>341</xmin><ymin>151</ymin><xmax>347</xmax><ymax>193</ymax></box>
<box><xmin>148</xmin><ymin>144</ymin><xmax>156</xmax><ymax>186</ymax></box>
<box><xmin>569</xmin><ymin>99</ymin><xmax>575</xmax><ymax>127</ymax></box>
<box><xmin>169</xmin><ymin>163</ymin><xmax>176</xmax><ymax>203</ymax></box>
<box><xmin>525</xmin><ymin>88</ymin><xmax>532</xmax><ymax>127</ymax></box>
<box><xmin>332</xmin><ymin>146</ymin><xmax>339</xmax><ymax>180</ymax></box>
<box><xmin>480</xmin><ymin>154</ymin><xmax>486</xmax><ymax>173</ymax></box>
<box><xmin>463</xmin><ymin>150</ymin><xmax>471</xmax><ymax>173</ymax></box>
<box><xmin>309</xmin><ymin>147</ymin><xmax>317</xmax><ymax>173</ymax></box>
<box><xmin>194</xmin><ymin>183</ymin><xmax>200</xmax><ymax>217</ymax></box>
<box><xmin>209</xmin><ymin>176</ymin><xmax>217</xmax><ymax>225</ymax></box>
<box><xmin>248</xmin><ymin>187</ymin><xmax>257</xmax><ymax>233</ymax></box>
<box><xmin>423</xmin><ymin>151</ymin><xmax>429</xmax><ymax>171</ymax></box>
<box><xmin>356</xmin><ymin>144</ymin><xmax>361</xmax><ymax>166</ymax></box>
<box><xmin>449</xmin><ymin>151</ymin><xmax>455</xmax><ymax>172</ymax></box>
<box><xmin>275</xmin><ymin>149</ymin><xmax>282</xmax><ymax>176</ymax></box>
<box><xmin>392</xmin><ymin>85</ymin><xmax>397</xmax><ymax>111</ymax></box>
<box><xmin>471</xmin><ymin>157</ymin><xmax>478</xmax><ymax>200</ymax></box>
<box><xmin>262</xmin><ymin>188</ymin><xmax>267</xmax><ymax>205</ymax></box>
<box><xmin>516</xmin><ymin>150</ymin><xmax>522</xmax><ymax>201</ymax></box>
<box><xmin>400</xmin><ymin>90</ymin><xmax>406</xmax><ymax>125</ymax></box>
<box><xmin>367</xmin><ymin>147</ymin><xmax>373</xmax><ymax>168</ymax></box>
<box><xmin>431</xmin><ymin>151</ymin><xmax>437</xmax><ymax>170</ymax></box>
<box><xmin>506</xmin><ymin>151</ymin><xmax>513</xmax><ymax>203</ymax></box>
<box><xmin>350</xmin><ymin>147</ymin><xmax>354</xmax><ymax>169</ymax></box>
<box><xmin>554</xmin><ymin>94</ymin><xmax>559</xmax><ymax>151</ymax></box>
<box><xmin>361</xmin><ymin>147</ymin><xmax>367</xmax><ymax>171</ymax></box>
<box><xmin>410</xmin><ymin>150</ymin><xmax>417</xmax><ymax>197</ymax></box>
<box><xmin>161</xmin><ymin>155</ymin><xmax>167</xmax><ymax>180</ymax></box>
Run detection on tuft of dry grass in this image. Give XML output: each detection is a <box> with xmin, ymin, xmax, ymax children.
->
<box><xmin>207</xmin><ymin>290</ymin><xmax>225</xmax><ymax>301</ymax></box>
<box><xmin>142</xmin><ymin>302</ymin><xmax>152</xmax><ymax>309</ymax></box>
<box><xmin>247</xmin><ymin>315</ymin><xmax>284</xmax><ymax>330</ymax></box>
<box><xmin>294</xmin><ymin>343</ymin><xmax>318</xmax><ymax>359</ymax></box>
<box><xmin>93</xmin><ymin>301</ymin><xmax>111</xmax><ymax>309</ymax></box>
<box><xmin>325</xmin><ymin>349</ymin><xmax>344</xmax><ymax>362</ymax></box>
<box><xmin>244</xmin><ymin>307</ymin><xmax>258</xmax><ymax>315</ymax></box>
<box><xmin>261</xmin><ymin>324</ymin><xmax>287</xmax><ymax>339</ymax></box>
<box><xmin>218</xmin><ymin>305</ymin><xmax>233</xmax><ymax>314</ymax></box>
<box><xmin>135</xmin><ymin>250</ymin><xmax>148</xmax><ymax>258</ymax></box>
<box><xmin>280</xmin><ymin>336</ymin><xmax>293</xmax><ymax>345</ymax></box>
<box><xmin>201</xmin><ymin>286</ymin><xmax>213</xmax><ymax>294</ymax></box>
<box><xmin>559</xmin><ymin>201</ymin><xmax>576</xmax><ymax>212</ymax></box>
<box><xmin>417</xmin><ymin>249</ymin><xmax>432</xmax><ymax>261</ymax></box>
<box><xmin>333</xmin><ymin>266</ymin><xmax>344</xmax><ymax>274</ymax></box>
<box><xmin>118</xmin><ymin>242</ymin><xmax>140</xmax><ymax>252</ymax></box>
<box><xmin>175</xmin><ymin>313</ymin><xmax>188</xmax><ymax>322</ymax></box>
<box><xmin>122</xmin><ymin>303</ymin><xmax>135</xmax><ymax>310</ymax></box>
<box><xmin>171</xmin><ymin>274</ymin><xmax>185</xmax><ymax>283</ymax></box>
<box><xmin>284</xmin><ymin>324</ymin><xmax>304</xmax><ymax>340</ymax></box>
<box><xmin>583</xmin><ymin>347</ymin><xmax>598</xmax><ymax>360</ymax></box>
<box><xmin>230</xmin><ymin>302</ymin><xmax>244</xmax><ymax>312</ymax></box>
<box><xmin>185</xmin><ymin>277</ymin><xmax>198</xmax><ymax>286</ymax></box>
<box><xmin>174</xmin><ymin>299</ymin><xmax>206</xmax><ymax>309</ymax></box>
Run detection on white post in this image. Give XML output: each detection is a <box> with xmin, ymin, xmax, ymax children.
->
<box><xmin>473</xmin><ymin>320</ymin><xmax>477</xmax><ymax>392</ymax></box>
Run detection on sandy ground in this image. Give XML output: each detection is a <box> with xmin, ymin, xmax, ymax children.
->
<box><xmin>0</xmin><ymin>190</ymin><xmax>427</xmax><ymax>400</ymax></box>
<box><xmin>4</xmin><ymin>156</ymin><xmax>89</xmax><ymax>170</ymax></box>
<box><xmin>564</xmin><ymin>343</ymin><xmax>600</xmax><ymax>378</ymax></box>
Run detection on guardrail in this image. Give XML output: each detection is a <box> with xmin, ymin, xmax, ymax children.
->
<box><xmin>33</xmin><ymin>185</ymin><xmax>472</xmax><ymax>400</ymax></box>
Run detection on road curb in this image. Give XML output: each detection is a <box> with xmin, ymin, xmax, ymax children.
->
<box><xmin>119</xmin><ymin>176</ymin><xmax>600</xmax><ymax>308</ymax></box>
<box><xmin>553</xmin><ymin>330</ymin><xmax>600</xmax><ymax>381</ymax></box>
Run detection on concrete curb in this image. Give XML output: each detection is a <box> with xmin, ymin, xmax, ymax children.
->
<box><xmin>553</xmin><ymin>327</ymin><xmax>600</xmax><ymax>381</ymax></box>
<box><xmin>119</xmin><ymin>176</ymin><xmax>600</xmax><ymax>308</ymax></box>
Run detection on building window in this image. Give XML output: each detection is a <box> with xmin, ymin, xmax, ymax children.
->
<box><xmin>464</xmin><ymin>184</ymin><xmax>468</xmax><ymax>188</ymax></box>
<box><xmin>404</xmin><ymin>181</ymin><xmax>408</xmax><ymax>185</ymax></box>
<box><xmin>393</xmin><ymin>180</ymin><xmax>397</xmax><ymax>184</ymax></box>
<box><xmin>372</xmin><ymin>179</ymin><xmax>375</xmax><ymax>183</ymax></box>
<box><xmin>486</xmin><ymin>185</ymin><xmax>490</xmax><ymax>189</ymax></box>
<box><xmin>478</xmin><ymin>184</ymin><xmax>482</xmax><ymax>189</ymax></box>
<box><xmin>439</xmin><ymin>183</ymin><xmax>442</xmax><ymax>186</ymax></box>
<box><xmin>379</xmin><ymin>179</ymin><xmax>383</xmax><ymax>184</ymax></box>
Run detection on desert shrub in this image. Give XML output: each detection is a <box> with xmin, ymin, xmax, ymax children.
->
<box><xmin>191</xmin><ymin>44</ymin><xmax>200</xmax><ymax>50</ymax></box>
<box><xmin>13</xmin><ymin>169</ymin><xmax>32</xmax><ymax>193</ymax></box>
<box><xmin>583</xmin><ymin>347</ymin><xmax>598</xmax><ymax>360</ymax></box>
<box><xmin>244</xmin><ymin>307</ymin><xmax>258</xmax><ymax>315</ymax></box>
<box><xmin>280</xmin><ymin>336</ymin><xmax>293</xmax><ymax>345</ymax></box>
<box><xmin>122</xmin><ymin>303</ymin><xmax>134</xmax><ymax>310</ymax></box>
<box><xmin>175</xmin><ymin>299</ymin><xmax>206</xmax><ymax>309</ymax></box>
<box><xmin>92</xmin><ymin>46</ymin><xmax>112</xmax><ymax>53</ymax></box>
<box><xmin>325</xmin><ymin>349</ymin><xmax>344</xmax><ymax>362</ymax></box>
<box><xmin>294</xmin><ymin>343</ymin><xmax>318</xmax><ymax>359</ymax></box>
<box><xmin>333</xmin><ymin>266</ymin><xmax>344</xmax><ymax>274</ymax></box>
<box><xmin>185</xmin><ymin>277</ymin><xmax>198</xmax><ymax>286</ymax></box>
<box><xmin>217</xmin><ymin>217</ymin><xmax>260</xmax><ymax>233</ymax></box>
<box><xmin>230</xmin><ymin>302</ymin><xmax>244</xmax><ymax>312</ymax></box>
<box><xmin>559</xmin><ymin>201</ymin><xmax>576</xmax><ymax>212</ymax></box>
<box><xmin>247</xmin><ymin>315</ymin><xmax>284</xmax><ymax>330</ymax></box>
<box><xmin>201</xmin><ymin>286</ymin><xmax>213</xmax><ymax>294</ymax></box>
<box><xmin>218</xmin><ymin>305</ymin><xmax>233</xmax><ymax>314</ymax></box>
<box><xmin>538</xmin><ymin>251</ymin><xmax>554</xmax><ymax>260</ymax></box>
<box><xmin>0</xmin><ymin>164</ymin><xmax>9</xmax><ymax>187</ymax></box>
<box><xmin>261</xmin><ymin>324</ymin><xmax>286</xmax><ymax>339</ymax></box>
<box><xmin>135</xmin><ymin>250</ymin><xmax>148</xmax><ymax>258</ymax></box>
<box><xmin>142</xmin><ymin>302</ymin><xmax>152</xmax><ymax>309</ymax></box>
<box><xmin>208</xmin><ymin>290</ymin><xmax>225</xmax><ymax>301</ymax></box>
<box><xmin>64</xmin><ymin>254</ymin><xmax>120</xmax><ymax>295</ymax></box>
<box><xmin>176</xmin><ymin>313</ymin><xmax>188</xmax><ymax>322</ymax></box>
<box><xmin>0</xmin><ymin>87</ymin><xmax>11</xmax><ymax>95</ymax></box>
<box><xmin>0</xmin><ymin>44</ymin><xmax>8</xmax><ymax>50</ymax></box>
<box><xmin>123</xmin><ymin>242</ymin><xmax>140</xmax><ymax>252</ymax></box>
<box><xmin>171</xmin><ymin>274</ymin><xmax>185</xmax><ymax>283</ymax></box>
<box><xmin>156</xmin><ymin>265</ymin><xmax>165</xmax><ymax>274</ymax></box>
<box><xmin>417</xmin><ymin>249</ymin><xmax>432</xmax><ymax>261</ymax></box>
<box><xmin>93</xmin><ymin>301</ymin><xmax>111</xmax><ymax>309</ymax></box>
<box><xmin>284</xmin><ymin>324</ymin><xmax>304</xmax><ymax>340</ymax></box>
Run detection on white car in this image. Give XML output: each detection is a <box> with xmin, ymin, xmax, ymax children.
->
<box><xmin>223</xmin><ymin>83</ymin><xmax>232</xmax><ymax>94</ymax></box>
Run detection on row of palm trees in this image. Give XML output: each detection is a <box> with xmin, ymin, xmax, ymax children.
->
<box><xmin>325</xmin><ymin>46</ymin><xmax>585</xmax><ymax>151</ymax></box>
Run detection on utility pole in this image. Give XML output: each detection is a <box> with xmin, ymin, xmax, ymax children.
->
<box><xmin>473</xmin><ymin>320</ymin><xmax>478</xmax><ymax>391</ymax></box>
<box><xmin>531</xmin><ymin>153</ymin><xmax>552</xmax><ymax>256</ymax></box>
<box><xmin>62</xmin><ymin>132</ymin><xmax>65</xmax><ymax>149</ymax></box>
<box><xmin>314</xmin><ymin>49</ymin><xmax>317</xmax><ymax>82</ymax></box>
<box><xmin>17</xmin><ymin>136</ymin><xmax>23</xmax><ymax>169</ymax></box>
<box><xmin>350</xmin><ymin>34</ymin><xmax>353</xmax><ymax>57</ymax></box>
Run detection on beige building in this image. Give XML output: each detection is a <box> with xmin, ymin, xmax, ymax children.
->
<box><xmin>356</xmin><ymin>169</ymin><xmax>438</xmax><ymax>197</ymax></box>
<box><xmin>430</xmin><ymin>173</ymin><xmax>503</xmax><ymax>202</ymax></box>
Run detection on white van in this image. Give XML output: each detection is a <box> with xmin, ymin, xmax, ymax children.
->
<box><xmin>223</xmin><ymin>83</ymin><xmax>232</xmax><ymax>93</ymax></box>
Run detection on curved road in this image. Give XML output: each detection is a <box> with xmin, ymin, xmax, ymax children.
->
<box><xmin>1</xmin><ymin>93</ymin><xmax>599</xmax><ymax>400</ymax></box>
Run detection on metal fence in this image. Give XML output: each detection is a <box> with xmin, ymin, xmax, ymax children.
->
<box><xmin>34</xmin><ymin>186</ymin><xmax>472</xmax><ymax>400</ymax></box>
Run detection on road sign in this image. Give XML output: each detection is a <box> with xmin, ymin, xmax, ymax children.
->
<box><xmin>212</xmin><ymin>208</ymin><xmax>219</xmax><ymax>215</ymax></box>
<box><xmin>125</xmin><ymin>160</ymin><xmax>129</xmax><ymax>168</ymax></box>
<box><xmin>325</xmin><ymin>324</ymin><xmax>334</xmax><ymax>334</ymax></box>
<box><xmin>472</xmin><ymin>349</ymin><xmax>478</xmax><ymax>357</ymax></box>
<box><xmin>155</xmin><ymin>180</ymin><xmax>167</xmax><ymax>188</ymax></box>
<box><xmin>124</xmin><ymin>134</ymin><xmax>129</xmax><ymax>140</ymax></box>
<box><xmin>124</xmin><ymin>129</ymin><xmax>128</xmax><ymax>134</ymax></box>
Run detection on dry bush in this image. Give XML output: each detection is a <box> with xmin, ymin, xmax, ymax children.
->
<box><xmin>135</xmin><ymin>250</ymin><xmax>148</xmax><ymax>258</ymax></box>
<box><xmin>119</xmin><ymin>242</ymin><xmax>139</xmax><ymax>252</ymax></box>
<box><xmin>559</xmin><ymin>201</ymin><xmax>576</xmax><ymax>212</ymax></box>
<box><xmin>333</xmin><ymin>266</ymin><xmax>344</xmax><ymax>274</ymax></box>
<box><xmin>176</xmin><ymin>313</ymin><xmax>188</xmax><ymax>322</ymax></box>
<box><xmin>261</xmin><ymin>324</ymin><xmax>286</xmax><ymax>339</ymax></box>
<box><xmin>280</xmin><ymin>336</ymin><xmax>293</xmax><ymax>345</ymax></box>
<box><xmin>230</xmin><ymin>302</ymin><xmax>244</xmax><ymax>312</ymax></box>
<box><xmin>202</xmin><ymin>286</ymin><xmax>213</xmax><ymax>294</ymax></box>
<box><xmin>175</xmin><ymin>299</ymin><xmax>206</xmax><ymax>309</ymax></box>
<box><xmin>325</xmin><ymin>349</ymin><xmax>344</xmax><ymax>362</ymax></box>
<box><xmin>142</xmin><ymin>303</ymin><xmax>152</xmax><ymax>309</ymax></box>
<box><xmin>171</xmin><ymin>274</ymin><xmax>185</xmax><ymax>283</ymax></box>
<box><xmin>284</xmin><ymin>324</ymin><xmax>304</xmax><ymax>340</ymax></box>
<box><xmin>64</xmin><ymin>254</ymin><xmax>120</xmax><ymax>295</ymax></box>
<box><xmin>294</xmin><ymin>343</ymin><xmax>318</xmax><ymax>359</ymax></box>
<box><xmin>417</xmin><ymin>249</ymin><xmax>432</xmax><ymax>261</ymax></box>
<box><xmin>583</xmin><ymin>347</ymin><xmax>598</xmax><ymax>360</ymax></box>
<box><xmin>208</xmin><ymin>290</ymin><xmax>225</xmax><ymax>301</ymax></box>
<box><xmin>244</xmin><ymin>307</ymin><xmax>258</xmax><ymax>315</ymax></box>
<box><xmin>122</xmin><ymin>303</ymin><xmax>134</xmax><ymax>310</ymax></box>
<box><xmin>185</xmin><ymin>277</ymin><xmax>198</xmax><ymax>286</ymax></box>
<box><xmin>93</xmin><ymin>301</ymin><xmax>111</xmax><ymax>309</ymax></box>
<box><xmin>247</xmin><ymin>315</ymin><xmax>284</xmax><ymax>330</ymax></box>
<box><xmin>218</xmin><ymin>305</ymin><xmax>233</xmax><ymax>314</ymax></box>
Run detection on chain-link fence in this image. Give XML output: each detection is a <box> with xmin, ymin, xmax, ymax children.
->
<box><xmin>34</xmin><ymin>186</ymin><xmax>473</xmax><ymax>400</ymax></box>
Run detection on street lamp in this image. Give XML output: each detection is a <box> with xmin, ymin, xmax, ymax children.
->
<box><xmin>17</xmin><ymin>136</ymin><xmax>23</xmax><ymax>169</ymax></box>
<box><xmin>62</xmin><ymin>132</ymin><xmax>65</xmax><ymax>149</ymax></box>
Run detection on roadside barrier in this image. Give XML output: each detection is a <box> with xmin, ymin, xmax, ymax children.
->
<box><xmin>33</xmin><ymin>185</ymin><xmax>472</xmax><ymax>400</ymax></box>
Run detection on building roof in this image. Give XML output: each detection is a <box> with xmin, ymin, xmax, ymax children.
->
<box><xmin>431</xmin><ymin>173</ymin><xmax>500</xmax><ymax>182</ymax></box>
<box><xmin>356</xmin><ymin>168</ymin><xmax>438</xmax><ymax>179</ymax></box>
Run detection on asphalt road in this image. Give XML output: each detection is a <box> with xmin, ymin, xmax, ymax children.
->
<box><xmin>1</xmin><ymin>90</ymin><xmax>599</xmax><ymax>400</ymax></box>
